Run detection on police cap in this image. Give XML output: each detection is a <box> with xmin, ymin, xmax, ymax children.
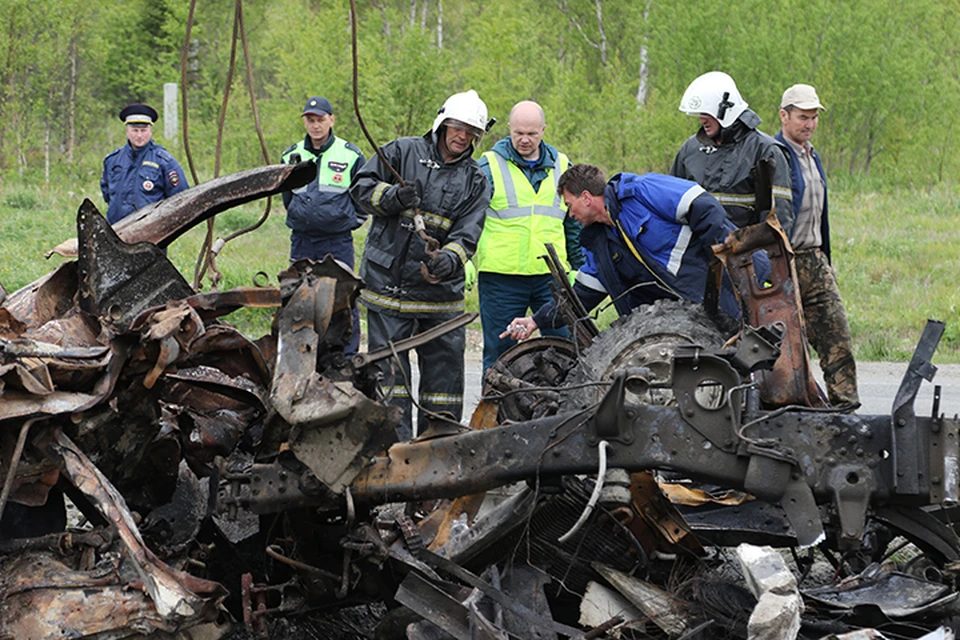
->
<box><xmin>119</xmin><ymin>104</ymin><xmax>158</xmax><ymax>125</ymax></box>
<box><xmin>302</xmin><ymin>97</ymin><xmax>333</xmax><ymax>117</ymax></box>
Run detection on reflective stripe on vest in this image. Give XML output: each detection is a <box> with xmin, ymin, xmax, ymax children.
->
<box><xmin>475</xmin><ymin>152</ymin><xmax>570</xmax><ymax>275</ymax></box>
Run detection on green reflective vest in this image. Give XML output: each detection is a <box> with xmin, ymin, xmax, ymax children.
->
<box><xmin>282</xmin><ymin>137</ymin><xmax>358</xmax><ymax>192</ymax></box>
<box><xmin>475</xmin><ymin>151</ymin><xmax>570</xmax><ymax>275</ymax></box>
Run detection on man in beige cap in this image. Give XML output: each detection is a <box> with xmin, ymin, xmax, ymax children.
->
<box><xmin>776</xmin><ymin>84</ymin><xmax>858</xmax><ymax>408</ymax></box>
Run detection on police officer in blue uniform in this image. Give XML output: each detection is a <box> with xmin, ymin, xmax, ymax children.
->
<box><xmin>100</xmin><ymin>104</ymin><xmax>189</xmax><ymax>224</ymax></box>
<box><xmin>280</xmin><ymin>96</ymin><xmax>367</xmax><ymax>354</ymax></box>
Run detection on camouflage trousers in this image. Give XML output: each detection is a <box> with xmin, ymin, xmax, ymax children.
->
<box><xmin>795</xmin><ymin>248</ymin><xmax>859</xmax><ymax>406</ymax></box>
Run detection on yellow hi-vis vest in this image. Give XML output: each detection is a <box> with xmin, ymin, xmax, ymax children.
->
<box><xmin>475</xmin><ymin>151</ymin><xmax>571</xmax><ymax>275</ymax></box>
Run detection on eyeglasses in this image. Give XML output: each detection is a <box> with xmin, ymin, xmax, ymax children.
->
<box><xmin>446</xmin><ymin>120</ymin><xmax>484</xmax><ymax>139</ymax></box>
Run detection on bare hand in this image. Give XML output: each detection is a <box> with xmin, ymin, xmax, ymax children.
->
<box><xmin>499</xmin><ymin>317</ymin><xmax>537</xmax><ymax>341</ymax></box>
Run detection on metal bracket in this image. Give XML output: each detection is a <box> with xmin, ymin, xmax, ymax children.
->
<box><xmin>892</xmin><ymin>320</ymin><xmax>945</xmax><ymax>494</ymax></box>
<box><xmin>672</xmin><ymin>346</ymin><xmax>742</xmax><ymax>453</ymax></box>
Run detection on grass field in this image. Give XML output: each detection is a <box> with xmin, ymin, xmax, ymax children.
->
<box><xmin>0</xmin><ymin>179</ymin><xmax>957</xmax><ymax>363</ymax></box>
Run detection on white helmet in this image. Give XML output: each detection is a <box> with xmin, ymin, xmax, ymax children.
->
<box><xmin>678</xmin><ymin>71</ymin><xmax>748</xmax><ymax>129</ymax></box>
<box><xmin>432</xmin><ymin>89</ymin><xmax>494</xmax><ymax>137</ymax></box>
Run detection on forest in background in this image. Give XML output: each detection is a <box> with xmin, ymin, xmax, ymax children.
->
<box><xmin>0</xmin><ymin>0</ymin><xmax>958</xmax><ymax>361</ymax></box>
<box><xmin>1</xmin><ymin>0</ymin><xmax>959</xmax><ymax>189</ymax></box>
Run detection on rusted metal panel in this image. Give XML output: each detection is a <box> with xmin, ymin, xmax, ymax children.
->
<box><xmin>714</xmin><ymin>215</ymin><xmax>826</xmax><ymax>407</ymax></box>
<box><xmin>48</xmin><ymin>162</ymin><xmax>316</xmax><ymax>257</ymax></box>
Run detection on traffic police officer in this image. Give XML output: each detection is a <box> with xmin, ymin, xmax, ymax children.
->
<box><xmin>280</xmin><ymin>96</ymin><xmax>367</xmax><ymax>354</ymax></box>
<box><xmin>100</xmin><ymin>104</ymin><xmax>189</xmax><ymax>224</ymax></box>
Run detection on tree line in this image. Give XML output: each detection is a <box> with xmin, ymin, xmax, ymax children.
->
<box><xmin>1</xmin><ymin>0</ymin><xmax>958</xmax><ymax>190</ymax></box>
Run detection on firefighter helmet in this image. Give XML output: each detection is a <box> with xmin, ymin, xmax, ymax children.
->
<box><xmin>678</xmin><ymin>71</ymin><xmax>748</xmax><ymax>129</ymax></box>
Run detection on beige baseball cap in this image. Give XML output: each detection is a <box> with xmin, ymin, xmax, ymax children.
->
<box><xmin>780</xmin><ymin>84</ymin><xmax>826</xmax><ymax>110</ymax></box>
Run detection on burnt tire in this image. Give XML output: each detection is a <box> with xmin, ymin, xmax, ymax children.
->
<box><xmin>562</xmin><ymin>299</ymin><xmax>727</xmax><ymax>411</ymax></box>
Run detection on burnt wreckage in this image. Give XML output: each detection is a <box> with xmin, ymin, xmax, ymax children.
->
<box><xmin>0</xmin><ymin>163</ymin><xmax>957</xmax><ymax>639</ymax></box>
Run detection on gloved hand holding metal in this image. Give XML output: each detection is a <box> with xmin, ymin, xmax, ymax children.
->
<box><xmin>427</xmin><ymin>250</ymin><xmax>459</xmax><ymax>280</ymax></box>
<box><xmin>393</xmin><ymin>184</ymin><xmax>421</xmax><ymax>210</ymax></box>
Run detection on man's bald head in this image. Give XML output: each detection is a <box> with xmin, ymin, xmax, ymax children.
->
<box><xmin>508</xmin><ymin>101</ymin><xmax>546</xmax><ymax>161</ymax></box>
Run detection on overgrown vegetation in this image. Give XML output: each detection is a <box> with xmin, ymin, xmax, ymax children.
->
<box><xmin>0</xmin><ymin>0</ymin><xmax>957</xmax><ymax>361</ymax></box>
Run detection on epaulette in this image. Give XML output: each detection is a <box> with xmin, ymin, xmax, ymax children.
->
<box><xmin>343</xmin><ymin>140</ymin><xmax>364</xmax><ymax>158</ymax></box>
<box><xmin>154</xmin><ymin>146</ymin><xmax>176</xmax><ymax>162</ymax></box>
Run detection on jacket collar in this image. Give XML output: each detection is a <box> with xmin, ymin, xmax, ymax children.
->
<box><xmin>303</xmin><ymin>130</ymin><xmax>336</xmax><ymax>155</ymax></box>
<box><xmin>491</xmin><ymin>137</ymin><xmax>558</xmax><ymax>169</ymax></box>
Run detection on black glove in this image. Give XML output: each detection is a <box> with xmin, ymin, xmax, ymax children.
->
<box><xmin>428</xmin><ymin>250</ymin><xmax>459</xmax><ymax>280</ymax></box>
<box><xmin>394</xmin><ymin>184</ymin><xmax>421</xmax><ymax>210</ymax></box>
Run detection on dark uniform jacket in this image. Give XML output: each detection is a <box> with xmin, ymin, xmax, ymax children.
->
<box><xmin>349</xmin><ymin>132</ymin><xmax>490</xmax><ymax>317</ymax></box>
<box><xmin>100</xmin><ymin>140</ymin><xmax>188</xmax><ymax>224</ymax></box>
<box><xmin>280</xmin><ymin>132</ymin><xmax>366</xmax><ymax>237</ymax></box>
<box><xmin>670</xmin><ymin>108</ymin><xmax>794</xmax><ymax>234</ymax></box>
<box><xmin>776</xmin><ymin>131</ymin><xmax>831</xmax><ymax>261</ymax></box>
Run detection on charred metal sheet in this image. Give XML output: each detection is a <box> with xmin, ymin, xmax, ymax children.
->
<box><xmin>396</xmin><ymin>571</ymin><xmax>476</xmax><ymax>639</ymax></box>
<box><xmin>76</xmin><ymin>200</ymin><xmax>195</xmax><ymax>331</ymax></box>
<box><xmin>141</xmin><ymin>460</ymin><xmax>208</xmax><ymax>557</ymax></box>
<box><xmin>2</xmin><ymin>262</ymin><xmax>78</xmax><ymax>329</ymax></box>
<box><xmin>0</xmin><ymin>550</ymin><xmax>220</xmax><ymax>639</ymax></box>
<box><xmin>416</xmin><ymin>548</ymin><xmax>587</xmax><ymax>639</ymax></box>
<box><xmin>34</xmin><ymin>427</ymin><xmax>227</xmax><ymax>630</ymax></box>
<box><xmin>130</xmin><ymin>286</ymin><xmax>282</xmax><ymax>329</ymax></box>
<box><xmin>0</xmin><ymin>335</ymin><xmax>124</xmax><ymax>421</ymax></box>
<box><xmin>677</xmin><ymin>500</ymin><xmax>797</xmax><ymax>548</ymax></box>
<box><xmin>593</xmin><ymin>562</ymin><xmax>689</xmax><ymax>637</ymax></box>
<box><xmin>49</xmin><ymin>162</ymin><xmax>316</xmax><ymax>257</ymax></box>
<box><xmin>269</xmin><ymin>260</ymin><xmax>398</xmax><ymax>498</ymax></box>
<box><xmin>803</xmin><ymin>565</ymin><xmax>956</xmax><ymax>618</ymax></box>
<box><xmin>715</xmin><ymin>216</ymin><xmax>826</xmax><ymax>408</ymax></box>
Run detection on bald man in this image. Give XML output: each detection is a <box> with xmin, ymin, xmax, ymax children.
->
<box><xmin>474</xmin><ymin>101</ymin><xmax>584</xmax><ymax>371</ymax></box>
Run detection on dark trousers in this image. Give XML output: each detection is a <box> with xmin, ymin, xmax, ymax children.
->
<box><xmin>366</xmin><ymin>309</ymin><xmax>466</xmax><ymax>441</ymax></box>
<box><xmin>478</xmin><ymin>272</ymin><xmax>570</xmax><ymax>371</ymax></box>
<box><xmin>291</xmin><ymin>231</ymin><xmax>361</xmax><ymax>355</ymax></box>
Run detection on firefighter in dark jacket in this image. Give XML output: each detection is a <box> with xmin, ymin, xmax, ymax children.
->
<box><xmin>349</xmin><ymin>90</ymin><xmax>493</xmax><ymax>440</ymax></box>
<box><xmin>281</xmin><ymin>96</ymin><xmax>366</xmax><ymax>354</ymax></box>
<box><xmin>670</xmin><ymin>71</ymin><xmax>794</xmax><ymax>234</ymax></box>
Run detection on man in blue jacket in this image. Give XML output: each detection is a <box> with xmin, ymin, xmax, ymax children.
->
<box><xmin>776</xmin><ymin>84</ymin><xmax>858</xmax><ymax>407</ymax></box>
<box><xmin>501</xmin><ymin>164</ymin><xmax>745</xmax><ymax>341</ymax></box>
<box><xmin>281</xmin><ymin>96</ymin><xmax>367</xmax><ymax>354</ymax></box>
<box><xmin>100</xmin><ymin>104</ymin><xmax>189</xmax><ymax>225</ymax></box>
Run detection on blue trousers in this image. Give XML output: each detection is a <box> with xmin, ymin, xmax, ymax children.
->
<box><xmin>291</xmin><ymin>231</ymin><xmax>361</xmax><ymax>356</ymax></box>
<box><xmin>478</xmin><ymin>272</ymin><xmax>570</xmax><ymax>371</ymax></box>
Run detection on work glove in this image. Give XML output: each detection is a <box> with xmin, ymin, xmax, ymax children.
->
<box><xmin>427</xmin><ymin>250</ymin><xmax>459</xmax><ymax>280</ymax></box>
<box><xmin>465</xmin><ymin>260</ymin><xmax>478</xmax><ymax>291</ymax></box>
<box><xmin>393</xmin><ymin>184</ymin><xmax>421</xmax><ymax>210</ymax></box>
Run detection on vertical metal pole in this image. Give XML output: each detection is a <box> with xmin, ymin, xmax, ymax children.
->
<box><xmin>164</xmin><ymin>82</ymin><xmax>179</xmax><ymax>145</ymax></box>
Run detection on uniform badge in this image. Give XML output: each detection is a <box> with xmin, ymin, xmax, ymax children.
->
<box><xmin>169</xmin><ymin>171</ymin><xmax>180</xmax><ymax>187</ymax></box>
<box><xmin>332</xmin><ymin>173</ymin><xmax>343</xmax><ymax>184</ymax></box>
<box><xmin>328</xmin><ymin>161</ymin><xmax>348</xmax><ymax>172</ymax></box>
<box><xmin>143</xmin><ymin>180</ymin><xmax>155</xmax><ymax>191</ymax></box>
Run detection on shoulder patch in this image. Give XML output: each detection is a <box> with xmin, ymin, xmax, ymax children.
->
<box><xmin>168</xmin><ymin>171</ymin><xmax>181</xmax><ymax>187</ymax></box>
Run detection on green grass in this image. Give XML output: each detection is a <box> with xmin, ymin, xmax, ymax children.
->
<box><xmin>0</xmin><ymin>180</ymin><xmax>957</xmax><ymax>363</ymax></box>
